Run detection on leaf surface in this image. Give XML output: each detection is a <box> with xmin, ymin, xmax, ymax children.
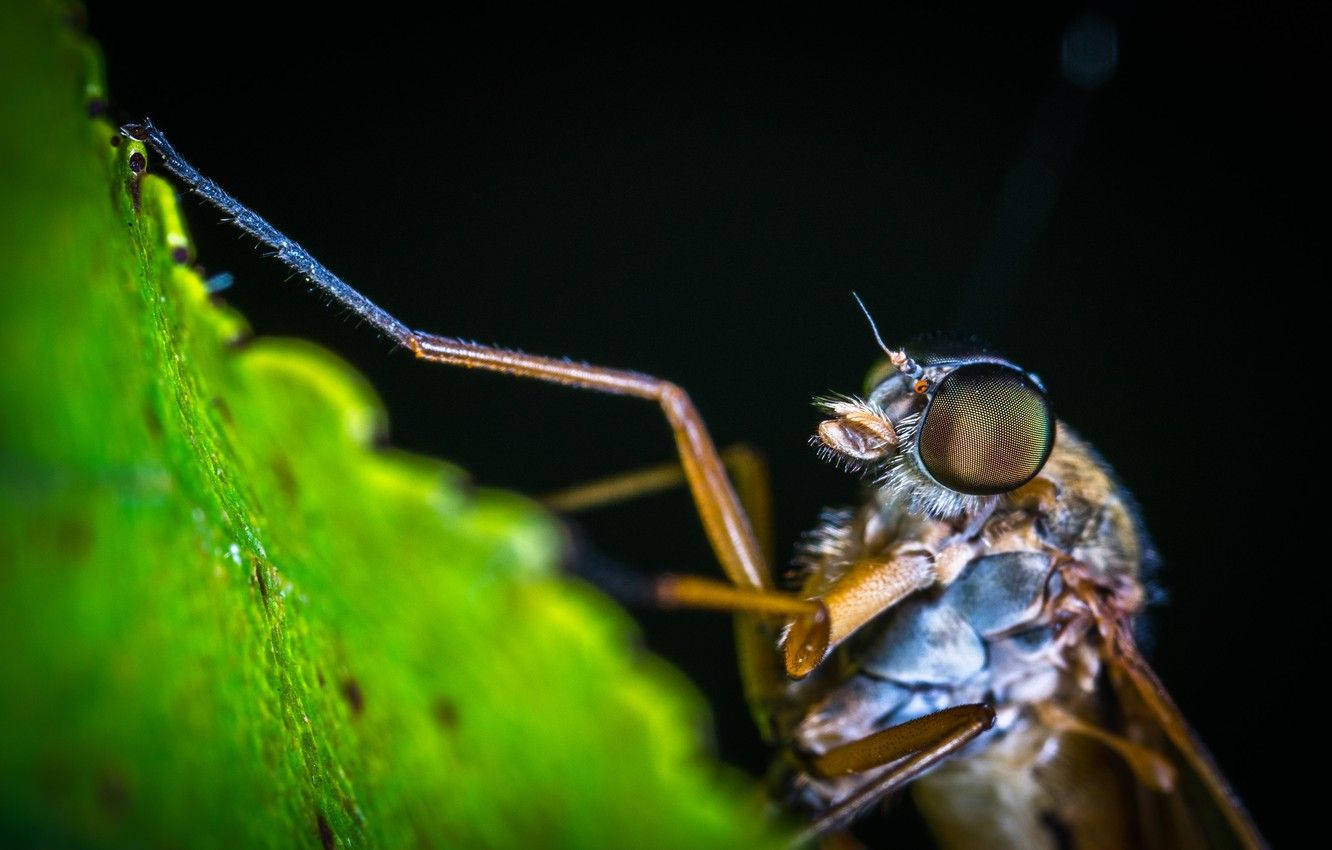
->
<box><xmin>0</xmin><ymin>7</ymin><xmax>782</xmax><ymax>847</ymax></box>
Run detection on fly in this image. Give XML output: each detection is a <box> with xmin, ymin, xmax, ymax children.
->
<box><xmin>120</xmin><ymin>119</ymin><xmax>1267</xmax><ymax>849</ymax></box>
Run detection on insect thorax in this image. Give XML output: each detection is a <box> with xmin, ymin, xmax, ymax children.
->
<box><xmin>774</xmin><ymin>424</ymin><xmax>1146</xmax><ymax>815</ymax></box>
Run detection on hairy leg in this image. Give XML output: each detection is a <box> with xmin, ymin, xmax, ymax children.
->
<box><xmin>123</xmin><ymin>120</ymin><xmax>768</xmax><ymax>591</ymax></box>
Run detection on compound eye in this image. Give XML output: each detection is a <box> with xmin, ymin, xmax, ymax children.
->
<box><xmin>917</xmin><ymin>362</ymin><xmax>1054</xmax><ymax>495</ymax></box>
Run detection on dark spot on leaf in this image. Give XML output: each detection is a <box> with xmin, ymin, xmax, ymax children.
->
<box><xmin>316</xmin><ymin>810</ymin><xmax>335</xmax><ymax>850</ymax></box>
<box><xmin>252</xmin><ymin>557</ymin><xmax>268</xmax><ymax>605</ymax></box>
<box><xmin>317</xmin><ymin>668</ymin><xmax>326</xmax><ymax>688</ymax></box>
<box><xmin>87</xmin><ymin>99</ymin><xmax>107</xmax><ymax>117</ymax></box>
<box><xmin>57</xmin><ymin>516</ymin><xmax>94</xmax><ymax>561</ymax></box>
<box><xmin>433</xmin><ymin>697</ymin><xmax>460</xmax><ymax>731</ymax></box>
<box><xmin>142</xmin><ymin>401</ymin><xmax>162</xmax><ymax>439</ymax></box>
<box><xmin>211</xmin><ymin>395</ymin><xmax>233</xmax><ymax>425</ymax></box>
<box><xmin>109</xmin><ymin>133</ymin><xmax>121</xmax><ymax>148</ymax></box>
<box><xmin>341</xmin><ymin>678</ymin><xmax>364</xmax><ymax>716</ymax></box>
<box><xmin>171</xmin><ymin>246</ymin><xmax>189</xmax><ymax>265</ymax></box>
<box><xmin>97</xmin><ymin>767</ymin><xmax>130</xmax><ymax>818</ymax></box>
<box><xmin>271</xmin><ymin>454</ymin><xmax>298</xmax><ymax>501</ymax></box>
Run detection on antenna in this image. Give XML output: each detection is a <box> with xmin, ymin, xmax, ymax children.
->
<box><xmin>851</xmin><ymin>292</ymin><xmax>922</xmax><ymax>379</ymax></box>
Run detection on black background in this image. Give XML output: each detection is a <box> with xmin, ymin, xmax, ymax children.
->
<box><xmin>90</xmin><ymin>3</ymin><xmax>1319</xmax><ymax>844</ymax></box>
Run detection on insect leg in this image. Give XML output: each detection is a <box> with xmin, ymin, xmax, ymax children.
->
<box><xmin>122</xmin><ymin>120</ymin><xmax>768</xmax><ymax>591</ymax></box>
<box><xmin>120</xmin><ymin>121</ymin><xmax>413</xmax><ymax>345</ymax></box>
<box><xmin>538</xmin><ymin>443</ymin><xmax>786</xmax><ymax>727</ymax></box>
<box><xmin>1032</xmin><ymin>702</ymin><xmax>1175</xmax><ymax>791</ymax></box>
<box><xmin>654</xmin><ymin>575</ymin><xmax>823</xmax><ymax>619</ymax></box>
<box><xmin>541</xmin><ymin>444</ymin><xmax>774</xmax><ymax>565</ymax></box>
<box><xmin>795</xmin><ymin>704</ymin><xmax>995</xmax><ymax>845</ymax></box>
<box><xmin>784</xmin><ymin>551</ymin><xmax>937</xmax><ymax>678</ymax></box>
<box><xmin>410</xmin><ymin>335</ymin><xmax>767</xmax><ymax>588</ymax></box>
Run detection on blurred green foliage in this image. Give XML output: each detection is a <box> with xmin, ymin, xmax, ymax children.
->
<box><xmin>0</xmin><ymin>5</ymin><xmax>781</xmax><ymax>847</ymax></box>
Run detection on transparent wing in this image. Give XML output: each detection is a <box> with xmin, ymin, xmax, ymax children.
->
<box><xmin>1057</xmin><ymin>558</ymin><xmax>1267</xmax><ymax>850</ymax></box>
<box><xmin>1104</xmin><ymin>633</ymin><xmax>1267</xmax><ymax>850</ymax></box>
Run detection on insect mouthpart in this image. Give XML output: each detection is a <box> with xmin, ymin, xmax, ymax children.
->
<box><xmin>811</xmin><ymin>397</ymin><xmax>899</xmax><ymax>473</ymax></box>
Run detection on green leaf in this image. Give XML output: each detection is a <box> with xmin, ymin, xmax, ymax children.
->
<box><xmin>0</xmin><ymin>6</ymin><xmax>784</xmax><ymax>847</ymax></box>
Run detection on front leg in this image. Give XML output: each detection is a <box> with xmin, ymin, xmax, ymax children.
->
<box><xmin>783</xmin><ymin>551</ymin><xmax>938</xmax><ymax>677</ymax></box>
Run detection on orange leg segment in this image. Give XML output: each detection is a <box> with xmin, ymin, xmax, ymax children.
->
<box><xmin>785</xmin><ymin>551</ymin><xmax>937</xmax><ymax>678</ymax></box>
<box><xmin>541</xmin><ymin>444</ymin><xmax>775</xmax><ymax>566</ymax></box>
<box><xmin>797</xmin><ymin>704</ymin><xmax>995</xmax><ymax>845</ymax></box>
<box><xmin>411</xmin><ymin>334</ymin><xmax>769</xmax><ymax>590</ymax></box>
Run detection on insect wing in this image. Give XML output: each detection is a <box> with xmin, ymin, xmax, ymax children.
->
<box><xmin>1105</xmin><ymin>636</ymin><xmax>1267</xmax><ymax>850</ymax></box>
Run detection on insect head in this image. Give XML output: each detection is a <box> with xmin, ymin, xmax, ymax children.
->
<box><xmin>814</xmin><ymin>296</ymin><xmax>1055</xmax><ymax>518</ymax></box>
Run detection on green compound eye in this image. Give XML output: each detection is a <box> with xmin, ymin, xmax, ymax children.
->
<box><xmin>916</xmin><ymin>362</ymin><xmax>1054</xmax><ymax>495</ymax></box>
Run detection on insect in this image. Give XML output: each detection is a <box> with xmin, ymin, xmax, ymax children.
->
<box><xmin>121</xmin><ymin>119</ymin><xmax>1266</xmax><ymax>849</ymax></box>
